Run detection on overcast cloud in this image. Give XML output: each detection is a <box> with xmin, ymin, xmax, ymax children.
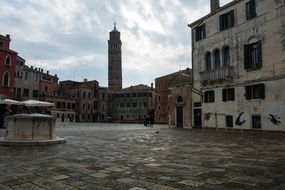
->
<box><xmin>0</xmin><ymin>0</ymin><xmax>231</xmax><ymax>87</ymax></box>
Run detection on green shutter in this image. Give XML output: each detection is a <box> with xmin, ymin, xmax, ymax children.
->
<box><xmin>222</xmin><ymin>89</ymin><xmax>227</xmax><ymax>101</ymax></box>
<box><xmin>219</xmin><ymin>15</ymin><xmax>223</xmax><ymax>31</ymax></box>
<box><xmin>230</xmin><ymin>10</ymin><xmax>235</xmax><ymax>27</ymax></box>
<box><xmin>245</xmin><ymin>86</ymin><xmax>252</xmax><ymax>100</ymax></box>
<box><xmin>250</xmin><ymin>0</ymin><xmax>257</xmax><ymax>18</ymax></box>
<box><xmin>257</xmin><ymin>41</ymin><xmax>262</xmax><ymax>68</ymax></box>
<box><xmin>259</xmin><ymin>83</ymin><xmax>265</xmax><ymax>99</ymax></box>
<box><xmin>244</xmin><ymin>44</ymin><xmax>250</xmax><ymax>69</ymax></box>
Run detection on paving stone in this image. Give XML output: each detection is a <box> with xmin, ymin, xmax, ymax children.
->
<box><xmin>178</xmin><ymin>179</ymin><xmax>204</xmax><ymax>187</ymax></box>
<box><xmin>148</xmin><ymin>184</ymin><xmax>181</xmax><ymax>190</ymax></box>
<box><xmin>128</xmin><ymin>187</ymin><xmax>147</xmax><ymax>190</ymax></box>
<box><xmin>0</xmin><ymin>123</ymin><xmax>284</xmax><ymax>189</ymax></box>
<box><xmin>51</xmin><ymin>174</ymin><xmax>70</xmax><ymax>180</ymax></box>
<box><xmin>89</xmin><ymin>172</ymin><xmax>109</xmax><ymax>178</ymax></box>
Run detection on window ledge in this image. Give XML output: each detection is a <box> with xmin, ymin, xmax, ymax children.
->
<box><xmin>245</xmin><ymin>67</ymin><xmax>262</xmax><ymax>71</ymax></box>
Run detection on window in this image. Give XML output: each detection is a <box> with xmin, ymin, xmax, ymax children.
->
<box><xmin>144</xmin><ymin>102</ymin><xmax>148</xmax><ymax>107</ymax></box>
<box><xmin>223</xmin><ymin>46</ymin><xmax>230</xmax><ymax>66</ymax></box>
<box><xmin>62</xmin><ymin>102</ymin><xmax>66</xmax><ymax>109</ymax></box>
<box><xmin>5</xmin><ymin>55</ymin><xmax>11</xmax><ymax>65</ymax></box>
<box><xmin>222</xmin><ymin>88</ymin><xmax>235</xmax><ymax>101</ymax></box>
<box><xmin>219</xmin><ymin>10</ymin><xmax>235</xmax><ymax>31</ymax></box>
<box><xmin>35</xmin><ymin>74</ymin><xmax>38</xmax><ymax>82</ymax></box>
<box><xmin>226</xmin><ymin>115</ymin><xmax>233</xmax><ymax>127</ymax></box>
<box><xmin>214</xmin><ymin>49</ymin><xmax>220</xmax><ymax>68</ymax></box>
<box><xmin>83</xmin><ymin>104</ymin><xmax>85</xmax><ymax>109</ymax></box>
<box><xmin>246</xmin><ymin>0</ymin><xmax>256</xmax><ymax>20</ymax></box>
<box><xmin>33</xmin><ymin>90</ymin><xmax>38</xmax><ymax>98</ymax></box>
<box><xmin>132</xmin><ymin>102</ymin><xmax>137</xmax><ymax>107</ymax></box>
<box><xmin>56</xmin><ymin>102</ymin><xmax>61</xmax><ymax>109</ymax></box>
<box><xmin>158</xmin><ymin>96</ymin><xmax>161</xmax><ymax>103</ymax></box>
<box><xmin>252</xmin><ymin>115</ymin><xmax>261</xmax><ymax>128</ymax></box>
<box><xmin>195</xmin><ymin>24</ymin><xmax>206</xmax><ymax>41</ymax></box>
<box><xmin>102</xmin><ymin>93</ymin><xmax>105</xmax><ymax>100</ymax></box>
<box><xmin>245</xmin><ymin>84</ymin><xmax>265</xmax><ymax>100</ymax></box>
<box><xmin>204</xmin><ymin>90</ymin><xmax>215</xmax><ymax>103</ymax></box>
<box><xmin>82</xmin><ymin>114</ymin><xmax>85</xmax><ymax>119</ymax></box>
<box><xmin>83</xmin><ymin>92</ymin><xmax>86</xmax><ymax>98</ymax></box>
<box><xmin>16</xmin><ymin>88</ymin><xmax>21</xmax><ymax>99</ymax></box>
<box><xmin>126</xmin><ymin>103</ymin><xmax>130</xmax><ymax>107</ymax></box>
<box><xmin>88</xmin><ymin>93</ymin><xmax>91</xmax><ymax>99</ymax></box>
<box><xmin>0</xmin><ymin>41</ymin><xmax>3</xmax><ymax>48</ymax></box>
<box><xmin>132</xmin><ymin>93</ymin><xmax>137</xmax><ymax>97</ymax></box>
<box><xmin>67</xmin><ymin>103</ymin><xmax>71</xmax><ymax>109</ymax></box>
<box><xmin>205</xmin><ymin>52</ymin><xmax>211</xmax><ymax>70</ymax></box>
<box><xmin>45</xmin><ymin>86</ymin><xmax>48</xmax><ymax>92</ymax></box>
<box><xmin>244</xmin><ymin>41</ymin><xmax>262</xmax><ymax>70</ymax></box>
<box><xmin>25</xmin><ymin>72</ymin><xmax>28</xmax><ymax>80</ymax></box>
<box><xmin>3</xmin><ymin>72</ymin><xmax>9</xmax><ymax>87</ymax></box>
<box><xmin>126</xmin><ymin>93</ymin><xmax>130</xmax><ymax>97</ymax></box>
<box><xmin>120</xmin><ymin>103</ymin><xmax>124</xmax><ymax>107</ymax></box>
<box><xmin>72</xmin><ymin>103</ymin><xmax>76</xmax><ymax>109</ymax></box>
<box><xmin>23</xmin><ymin>89</ymin><xmax>29</xmax><ymax>97</ymax></box>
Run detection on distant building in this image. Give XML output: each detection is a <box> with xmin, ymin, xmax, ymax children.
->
<box><xmin>112</xmin><ymin>84</ymin><xmax>155</xmax><ymax>123</ymax></box>
<box><xmin>108</xmin><ymin>23</ymin><xmax>122</xmax><ymax>93</ymax></box>
<box><xmin>155</xmin><ymin>68</ymin><xmax>192</xmax><ymax>124</ymax></box>
<box><xmin>0</xmin><ymin>34</ymin><xmax>18</xmax><ymax>99</ymax></box>
<box><xmin>59</xmin><ymin>79</ymin><xmax>99</xmax><ymax>122</ymax></box>
<box><xmin>98</xmin><ymin>87</ymin><xmax>108</xmax><ymax>122</ymax></box>
<box><xmin>189</xmin><ymin>0</ymin><xmax>285</xmax><ymax>130</ymax></box>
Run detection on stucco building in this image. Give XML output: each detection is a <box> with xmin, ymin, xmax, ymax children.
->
<box><xmin>112</xmin><ymin>84</ymin><xmax>155</xmax><ymax>123</ymax></box>
<box><xmin>0</xmin><ymin>34</ymin><xmax>18</xmax><ymax>99</ymax></box>
<box><xmin>189</xmin><ymin>0</ymin><xmax>285</xmax><ymax>130</ymax></box>
<box><xmin>59</xmin><ymin>79</ymin><xmax>99</xmax><ymax>122</ymax></box>
<box><xmin>98</xmin><ymin>87</ymin><xmax>108</xmax><ymax>122</ymax></box>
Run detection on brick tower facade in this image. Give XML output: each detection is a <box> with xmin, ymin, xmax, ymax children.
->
<box><xmin>108</xmin><ymin>23</ymin><xmax>122</xmax><ymax>93</ymax></box>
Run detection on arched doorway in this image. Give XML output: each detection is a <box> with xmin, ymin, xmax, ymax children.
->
<box><xmin>176</xmin><ymin>96</ymin><xmax>183</xmax><ymax>128</ymax></box>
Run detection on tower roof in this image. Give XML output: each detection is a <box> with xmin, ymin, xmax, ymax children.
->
<box><xmin>111</xmin><ymin>22</ymin><xmax>119</xmax><ymax>32</ymax></box>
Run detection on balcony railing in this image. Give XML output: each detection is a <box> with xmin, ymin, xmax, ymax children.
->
<box><xmin>200</xmin><ymin>66</ymin><xmax>233</xmax><ymax>82</ymax></box>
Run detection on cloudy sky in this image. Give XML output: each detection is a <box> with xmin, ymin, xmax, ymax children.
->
<box><xmin>0</xmin><ymin>0</ymin><xmax>231</xmax><ymax>87</ymax></box>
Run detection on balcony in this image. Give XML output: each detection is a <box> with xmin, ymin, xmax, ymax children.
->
<box><xmin>200</xmin><ymin>66</ymin><xmax>233</xmax><ymax>83</ymax></box>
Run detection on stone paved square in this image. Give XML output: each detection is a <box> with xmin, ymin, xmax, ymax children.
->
<box><xmin>1</xmin><ymin>123</ymin><xmax>285</xmax><ymax>189</ymax></box>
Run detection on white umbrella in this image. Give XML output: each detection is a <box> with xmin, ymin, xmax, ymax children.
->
<box><xmin>0</xmin><ymin>99</ymin><xmax>23</xmax><ymax>105</ymax></box>
<box><xmin>21</xmin><ymin>100</ymin><xmax>54</xmax><ymax>107</ymax></box>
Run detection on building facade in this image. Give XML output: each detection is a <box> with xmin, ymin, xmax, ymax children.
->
<box><xmin>168</xmin><ymin>70</ymin><xmax>192</xmax><ymax>128</ymax></box>
<box><xmin>189</xmin><ymin>0</ymin><xmax>285</xmax><ymax>130</ymax></box>
<box><xmin>112</xmin><ymin>84</ymin><xmax>155</xmax><ymax>123</ymax></box>
<box><xmin>155</xmin><ymin>68</ymin><xmax>192</xmax><ymax>124</ymax></box>
<box><xmin>98</xmin><ymin>87</ymin><xmax>108</xmax><ymax>122</ymax></box>
<box><xmin>59</xmin><ymin>79</ymin><xmax>99</xmax><ymax>123</ymax></box>
<box><xmin>0</xmin><ymin>34</ymin><xmax>17</xmax><ymax>99</ymax></box>
<box><xmin>108</xmin><ymin>23</ymin><xmax>122</xmax><ymax>93</ymax></box>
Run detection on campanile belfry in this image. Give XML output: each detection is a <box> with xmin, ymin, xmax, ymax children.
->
<box><xmin>108</xmin><ymin>23</ymin><xmax>122</xmax><ymax>93</ymax></box>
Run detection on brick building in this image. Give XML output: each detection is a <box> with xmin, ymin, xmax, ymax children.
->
<box><xmin>108</xmin><ymin>23</ymin><xmax>122</xmax><ymax>93</ymax></box>
<box><xmin>0</xmin><ymin>34</ymin><xmax>18</xmax><ymax>98</ymax></box>
<box><xmin>155</xmin><ymin>68</ymin><xmax>192</xmax><ymax>124</ymax></box>
<box><xmin>189</xmin><ymin>0</ymin><xmax>285</xmax><ymax>130</ymax></box>
<box><xmin>168</xmin><ymin>70</ymin><xmax>192</xmax><ymax>128</ymax></box>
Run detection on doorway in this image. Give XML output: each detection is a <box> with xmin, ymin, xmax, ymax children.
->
<box><xmin>176</xmin><ymin>106</ymin><xmax>183</xmax><ymax>128</ymax></box>
<box><xmin>193</xmin><ymin>109</ymin><xmax>202</xmax><ymax>128</ymax></box>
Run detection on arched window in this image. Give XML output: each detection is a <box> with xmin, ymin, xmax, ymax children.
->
<box><xmin>3</xmin><ymin>72</ymin><xmax>9</xmax><ymax>87</ymax></box>
<box><xmin>205</xmin><ymin>52</ymin><xmax>211</xmax><ymax>70</ymax></box>
<box><xmin>214</xmin><ymin>49</ymin><xmax>220</xmax><ymax>68</ymax></box>
<box><xmin>177</xmin><ymin>96</ymin><xmax>183</xmax><ymax>103</ymax></box>
<box><xmin>5</xmin><ymin>55</ymin><xmax>11</xmax><ymax>65</ymax></box>
<box><xmin>223</xmin><ymin>46</ymin><xmax>230</xmax><ymax>66</ymax></box>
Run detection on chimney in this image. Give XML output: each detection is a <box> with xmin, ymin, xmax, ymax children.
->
<box><xmin>5</xmin><ymin>34</ymin><xmax>10</xmax><ymax>39</ymax></box>
<box><xmin>41</xmin><ymin>69</ymin><xmax>43</xmax><ymax>73</ymax></box>
<box><xmin>210</xmin><ymin>0</ymin><xmax>220</xmax><ymax>13</ymax></box>
<box><xmin>31</xmin><ymin>66</ymin><xmax>33</xmax><ymax>69</ymax></box>
<box><xmin>47</xmin><ymin>70</ymin><xmax>49</xmax><ymax>75</ymax></box>
<box><xmin>84</xmin><ymin>78</ymin><xmax>87</xmax><ymax>82</ymax></box>
<box><xmin>151</xmin><ymin>83</ymin><xmax>153</xmax><ymax>89</ymax></box>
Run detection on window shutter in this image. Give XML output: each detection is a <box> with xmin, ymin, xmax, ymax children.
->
<box><xmin>257</xmin><ymin>41</ymin><xmax>262</xmax><ymax>68</ymax></box>
<box><xmin>204</xmin><ymin>92</ymin><xmax>208</xmax><ymax>103</ymax></box>
<box><xmin>219</xmin><ymin>15</ymin><xmax>223</xmax><ymax>31</ymax></box>
<box><xmin>244</xmin><ymin>44</ymin><xmax>250</xmax><ymax>69</ymax></box>
<box><xmin>245</xmin><ymin>86</ymin><xmax>251</xmax><ymax>100</ymax></box>
<box><xmin>232</xmin><ymin>88</ymin><xmax>235</xmax><ymax>101</ymax></box>
<box><xmin>259</xmin><ymin>83</ymin><xmax>265</xmax><ymax>99</ymax></box>
<box><xmin>222</xmin><ymin>89</ymin><xmax>227</xmax><ymax>101</ymax></box>
<box><xmin>230</xmin><ymin>10</ymin><xmax>235</xmax><ymax>27</ymax></box>
<box><xmin>250</xmin><ymin>0</ymin><xmax>256</xmax><ymax>18</ymax></box>
<box><xmin>203</xmin><ymin>24</ymin><xmax>206</xmax><ymax>39</ymax></box>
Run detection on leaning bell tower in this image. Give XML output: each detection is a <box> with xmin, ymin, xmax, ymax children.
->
<box><xmin>108</xmin><ymin>23</ymin><xmax>122</xmax><ymax>93</ymax></box>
